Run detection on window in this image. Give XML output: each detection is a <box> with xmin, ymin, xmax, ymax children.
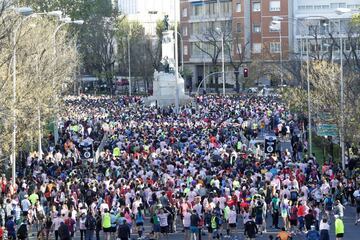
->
<box><xmin>220</xmin><ymin>1</ymin><xmax>231</xmax><ymax>15</ymax></box>
<box><xmin>253</xmin><ymin>24</ymin><xmax>261</xmax><ymax>33</ymax></box>
<box><xmin>192</xmin><ymin>23</ymin><xmax>201</xmax><ymax>35</ymax></box>
<box><xmin>236</xmin><ymin>43</ymin><xmax>242</xmax><ymax>54</ymax></box>
<box><xmin>344</xmin><ymin>39</ymin><xmax>351</xmax><ymax>51</ymax></box>
<box><xmin>269</xmin><ymin>1</ymin><xmax>280</xmax><ymax>11</ymax></box>
<box><xmin>237</xmin><ymin>23</ymin><xmax>242</xmax><ymax>32</ymax></box>
<box><xmin>207</xmin><ymin>2</ymin><xmax>217</xmax><ymax>15</ymax></box>
<box><xmin>253</xmin><ymin>43</ymin><xmax>262</xmax><ymax>53</ymax></box>
<box><xmin>182</xmin><ymin>8</ymin><xmax>188</xmax><ymax>17</ymax></box>
<box><xmin>253</xmin><ymin>2</ymin><xmax>261</xmax><ymax>12</ymax></box>
<box><xmin>270</xmin><ymin>42</ymin><xmax>281</xmax><ymax>53</ymax></box>
<box><xmin>184</xmin><ymin>45</ymin><xmax>188</xmax><ymax>56</ymax></box>
<box><xmin>193</xmin><ymin>5</ymin><xmax>202</xmax><ymax>16</ymax></box>
<box><xmin>236</xmin><ymin>3</ymin><xmax>241</xmax><ymax>12</ymax></box>
<box><xmin>339</xmin><ymin>3</ymin><xmax>346</xmax><ymax>8</ymax></box>
<box><xmin>330</xmin><ymin>3</ymin><xmax>337</xmax><ymax>8</ymax></box>
<box><xmin>183</xmin><ymin>26</ymin><xmax>188</xmax><ymax>36</ymax></box>
<box><xmin>298</xmin><ymin>5</ymin><xmax>306</xmax><ymax>10</ymax></box>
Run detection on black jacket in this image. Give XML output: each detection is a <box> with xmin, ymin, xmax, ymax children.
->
<box><xmin>244</xmin><ymin>220</ymin><xmax>258</xmax><ymax>238</ymax></box>
<box><xmin>117</xmin><ymin>224</ymin><xmax>131</xmax><ymax>239</ymax></box>
<box><xmin>58</xmin><ymin>223</ymin><xmax>71</xmax><ymax>240</ymax></box>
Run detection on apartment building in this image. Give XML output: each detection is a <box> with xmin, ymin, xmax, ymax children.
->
<box><xmin>180</xmin><ymin>0</ymin><xmax>292</xmax><ymax>88</ymax></box>
<box><xmin>293</xmin><ymin>0</ymin><xmax>360</xmax><ymax>61</ymax></box>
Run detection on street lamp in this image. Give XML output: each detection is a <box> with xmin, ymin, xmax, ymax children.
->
<box><xmin>215</xmin><ymin>27</ymin><xmax>225</xmax><ymax>96</ymax></box>
<box><xmin>270</xmin><ymin>18</ymin><xmax>283</xmax><ymax>87</ymax></box>
<box><xmin>174</xmin><ymin>0</ymin><xmax>180</xmax><ymax>113</ymax></box>
<box><xmin>177</xmin><ymin>32</ymin><xmax>184</xmax><ymax>72</ymax></box>
<box><xmin>335</xmin><ymin>7</ymin><xmax>352</xmax><ymax>169</ymax></box>
<box><xmin>53</xmin><ymin>18</ymin><xmax>84</xmax><ymax>145</ymax></box>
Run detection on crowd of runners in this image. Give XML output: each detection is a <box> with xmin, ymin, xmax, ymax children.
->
<box><xmin>0</xmin><ymin>95</ymin><xmax>359</xmax><ymax>240</ymax></box>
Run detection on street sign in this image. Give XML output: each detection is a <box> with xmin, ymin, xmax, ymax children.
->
<box><xmin>318</xmin><ymin>112</ymin><xmax>335</xmax><ymax>122</ymax></box>
<box><xmin>317</xmin><ymin>124</ymin><xmax>338</xmax><ymax>137</ymax></box>
<box><xmin>265</xmin><ymin>136</ymin><xmax>276</xmax><ymax>154</ymax></box>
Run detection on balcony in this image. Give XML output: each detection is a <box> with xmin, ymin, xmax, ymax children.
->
<box><xmin>188</xmin><ymin>13</ymin><xmax>232</xmax><ymax>23</ymax></box>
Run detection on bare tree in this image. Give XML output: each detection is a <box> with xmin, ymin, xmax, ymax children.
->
<box><xmin>0</xmin><ymin>15</ymin><xmax>78</xmax><ymax>157</ymax></box>
<box><xmin>194</xmin><ymin>20</ymin><xmax>232</xmax><ymax>93</ymax></box>
<box><xmin>225</xmin><ymin>32</ymin><xmax>249</xmax><ymax>92</ymax></box>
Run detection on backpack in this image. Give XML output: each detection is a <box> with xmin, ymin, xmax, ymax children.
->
<box><xmin>307</xmin><ymin>230</ymin><xmax>319</xmax><ymax>240</ymax></box>
<box><xmin>17</xmin><ymin>224</ymin><xmax>27</xmax><ymax>239</ymax></box>
<box><xmin>255</xmin><ymin>205</ymin><xmax>263</xmax><ymax>217</ymax></box>
<box><xmin>135</xmin><ymin>213</ymin><xmax>144</xmax><ymax>224</ymax></box>
<box><xmin>325</xmin><ymin>197</ymin><xmax>333</xmax><ymax>211</ymax></box>
<box><xmin>290</xmin><ymin>206</ymin><xmax>297</xmax><ymax>220</ymax></box>
<box><xmin>290</xmin><ymin>191</ymin><xmax>298</xmax><ymax>201</ymax></box>
<box><xmin>85</xmin><ymin>216</ymin><xmax>96</xmax><ymax>230</ymax></box>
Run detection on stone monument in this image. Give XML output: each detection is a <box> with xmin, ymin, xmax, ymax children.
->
<box><xmin>145</xmin><ymin>18</ymin><xmax>192</xmax><ymax>107</ymax></box>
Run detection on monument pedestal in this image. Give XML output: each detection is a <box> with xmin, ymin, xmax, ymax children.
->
<box><xmin>145</xmin><ymin>71</ymin><xmax>192</xmax><ymax>107</ymax></box>
<box><xmin>144</xmin><ymin>28</ymin><xmax>193</xmax><ymax>107</ymax></box>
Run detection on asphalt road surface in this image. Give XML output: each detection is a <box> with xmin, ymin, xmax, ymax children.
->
<box><xmin>24</xmin><ymin>204</ymin><xmax>359</xmax><ymax>240</ymax></box>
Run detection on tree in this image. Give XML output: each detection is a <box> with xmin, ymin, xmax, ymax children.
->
<box><xmin>225</xmin><ymin>32</ymin><xmax>249</xmax><ymax>92</ymax></box>
<box><xmin>0</xmin><ymin>13</ymin><xmax>78</xmax><ymax>160</ymax></box>
<box><xmin>194</xmin><ymin>21</ymin><xmax>232</xmax><ymax>93</ymax></box>
<box><xmin>282</xmin><ymin>61</ymin><xmax>360</xmax><ymax>144</ymax></box>
<box><xmin>20</xmin><ymin>0</ymin><xmax>121</xmax><ymax>94</ymax></box>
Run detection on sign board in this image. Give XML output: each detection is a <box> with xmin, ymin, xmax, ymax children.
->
<box><xmin>317</xmin><ymin>124</ymin><xmax>338</xmax><ymax>137</ymax></box>
<box><xmin>79</xmin><ymin>140</ymin><xmax>94</xmax><ymax>160</ymax></box>
<box><xmin>317</xmin><ymin>112</ymin><xmax>335</xmax><ymax>122</ymax></box>
<box><xmin>265</xmin><ymin>136</ymin><xmax>276</xmax><ymax>154</ymax></box>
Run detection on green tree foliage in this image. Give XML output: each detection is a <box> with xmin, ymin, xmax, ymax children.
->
<box><xmin>20</xmin><ymin>0</ymin><xmax>118</xmax><ymax>90</ymax></box>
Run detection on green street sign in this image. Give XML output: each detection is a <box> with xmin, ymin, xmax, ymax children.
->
<box><xmin>317</xmin><ymin>123</ymin><xmax>338</xmax><ymax>137</ymax></box>
<box><xmin>318</xmin><ymin>112</ymin><xmax>335</xmax><ymax>122</ymax></box>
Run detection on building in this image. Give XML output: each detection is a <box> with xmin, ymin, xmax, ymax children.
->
<box><xmin>292</xmin><ymin>0</ymin><xmax>360</xmax><ymax>61</ymax></box>
<box><xmin>180</xmin><ymin>0</ymin><xmax>292</xmax><ymax>89</ymax></box>
<box><xmin>118</xmin><ymin>0</ymin><xmax>178</xmax><ymax>36</ymax></box>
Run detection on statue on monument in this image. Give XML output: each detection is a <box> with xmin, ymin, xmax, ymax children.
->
<box><xmin>163</xmin><ymin>15</ymin><xmax>169</xmax><ymax>31</ymax></box>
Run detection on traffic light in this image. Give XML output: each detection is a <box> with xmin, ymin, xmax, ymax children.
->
<box><xmin>243</xmin><ymin>67</ymin><xmax>248</xmax><ymax>78</ymax></box>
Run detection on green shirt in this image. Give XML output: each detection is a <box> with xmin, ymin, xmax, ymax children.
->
<box><xmin>102</xmin><ymin>213</ymin><xmax>111</xmax><ymax>228</ymax></box>
<box><xmin>28</xmin><ymin>193</ymin><xmax>39</xmax><ymax>205</ymax></box>
<box><xmin>224</xmin><ymin>206</ymin><xmax>230</xmax><ymax>220</ymax></box>
<box><xmin>113</xmin><ymin>147</ymin><xmax>121</xmax><ymax>157</ymax></box>
<box><xmin>335</xmin><ymin>218</ymin><xmax>344</xmax><ymax>234</ymax></box>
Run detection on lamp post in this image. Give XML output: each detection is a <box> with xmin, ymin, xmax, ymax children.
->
<box><xmin>53</xmin><ymin>18</ymin><xmax>84</xmax><ymax>145</ymax></box>
<box><xmin>335</xmin><ymin>7</ymin><xmax>352</xmax><ymax>169</ymax></box>
<box><xmin>216</xmin><ymin>27</ymin><xmax>225</xmax><ymax>96</ymax></box>
<box><xmin>128</xmin><ymin>24</ymin><xmax>132</xmax><ymax>96</ymax></box>
<box><xmin>177</xmin><ymin>32</ymin><xmax>184</xmax><ymax>72</ymax></box>
<box><xmin>11</xmin><ymin>8</ymin><xmax>63</xmax><ymax>185</ymax></box>
<box><xmin>174</xmin><ymin>0</ymin><xmax>180</xmax><ymax>114</ymax></box>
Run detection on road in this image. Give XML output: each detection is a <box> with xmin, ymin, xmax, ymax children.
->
<box><xmin>23</xmin><ymin>205</ymin><xmax>359</xmax><ymax>240</ymax></box>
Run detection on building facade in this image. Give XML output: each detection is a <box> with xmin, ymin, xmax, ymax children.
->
<box><xmin>118</xmin><ymin>0</ymin><xmax>178</xmax><ymax>36</ymax></box>
<box><xmin>180</xmin><ymin>0</ymin><xmax>292</xmax><ymax>88</ymax></box>
<box><xmin>293</xmin><ymin>0</ymin><xmax>360</xmax><ymax>61</ymax></box>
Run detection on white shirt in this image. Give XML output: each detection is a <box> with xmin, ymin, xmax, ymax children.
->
<box><xmin>228</xmin><ymin>210</ymin><xmax>237</xmax><ymax>224</ymax></box>
<box><xmin>21</xmin><ymin>199</ymin><xmax>31</xmax><ymax>212</ymax></box>
<box><xmin>319</xmin><ymin>221</ymin><xmax>330</xmax><ymax>231</ymax></box>
<box><xmin>183</xmin><ymin>212</ymin><xmax>191</xmax><ymax>228</ymax></box>
<box><xmin>158</xmin><ymin>213</ymin><xmax>169</xmax><ymax>227</ymax></box>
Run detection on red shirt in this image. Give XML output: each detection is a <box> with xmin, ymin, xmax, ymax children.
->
<box><xmin>297</xmin><ymin>205</ymin><xmax>305</xmax><ymax>217</ymax></box>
